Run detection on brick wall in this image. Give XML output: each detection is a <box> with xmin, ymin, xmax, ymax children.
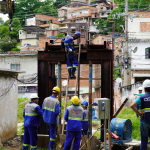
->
<box><xmin>46</xmin><ymin>30</ymin><xmax>60</xmax><ymax>37</ymax></box>
<box><xmin>35</xmin><ymin>14</ymin><xmax>59</xmax><ymax>24</ymax></box>
<box><xmin>140</xmin><ymin>22</ymin><xmax>150</xmax><ymax>32</ymax></box>
<box><xmin>61</xmin><ymin>64</ymin><xmax>89</xmax><ymax>87</ymax></box>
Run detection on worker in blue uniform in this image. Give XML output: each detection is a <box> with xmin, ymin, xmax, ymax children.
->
<box><xmin>81</xmin><ymin>101</ymin><xmax>89</xmax><ymax>135</ymax></box>
<box><xmin>131</xmin><ymin>79</ymin><xmax>150</xmax><ymax>150</ymax></box>
<box><xmin>23</xmin><ymin>94</ymin><xmax>43</xmax><ymax>150</ymax></box>
<box><xmin>62</xmin><ymin>31</ymin><xmax>81</xmax><ymax>79</ymax></box>
<box><xmin>42</xmin><ymin>86</ymin><xmax>60</xmax><ymax>150</ymax></box>
<box><xmin>63</xmin><ymin>96</ymin><xmax>84</xmax><ymax>150</ymax></box>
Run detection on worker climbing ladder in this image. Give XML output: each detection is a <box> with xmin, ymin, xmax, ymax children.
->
<box><xmin>62</xmin><ymin>43</ymin><xmax>82</xmax><ymax>134</ymax></box>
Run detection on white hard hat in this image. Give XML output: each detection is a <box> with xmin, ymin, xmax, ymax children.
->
<box><xmin>138</xmin><ymin>87</ymin><xmax>143</xmax><ymax>91</ymax></box>
<box><xmin>30</xmin><ymin>94</ymin><xmax>39</xmax><ymax>99</ymax></box>
<box><xmin>143</xmin><ymin>79</ymin><xmax>150</xmax><ymax>89</ymax></box>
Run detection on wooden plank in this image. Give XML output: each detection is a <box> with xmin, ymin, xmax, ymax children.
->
<box><xmin>123</xmin><ymin>140</ymin><xmax>141</xmax><ymax>146</ymax></box>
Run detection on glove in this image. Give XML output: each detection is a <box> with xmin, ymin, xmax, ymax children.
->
<box><xmin>72</xmin><ymin>50</ymin><xmax>76</xmax><ymax>56</ymax></box>
<box><xmin>92</xmin><ymin>102</ymin><xmax>98</xmax><ymax>106</ymax></box>
<box><xmin>68</xmin><ymin>48</ymin><xmax>72</xmax><ymax>52</ymax></box>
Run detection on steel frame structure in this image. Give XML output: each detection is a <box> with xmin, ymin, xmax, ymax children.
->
<box><xmin>38</xmin><ymin>41</ymin><xmax>114</xmax><ymax>140</ymax></box>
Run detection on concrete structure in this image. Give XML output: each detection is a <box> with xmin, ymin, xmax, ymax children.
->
<box><xmin>0</xmin><ymin>52</ymin><xmax>38</xmax><ymax>98</ymax></box>
<box><xmin>128</xmin><ymin>12</ymin><xmax>150</xmax><ymax>84</ymax></box>
<box><xmin>0</xmin><ymin>69</ymin><xmax>22</xmax><ymax>146</ymax></box>
<box><xmin>26</xmin><ymin>14</ymin><xmax>59</xmax><ymax>26</ymax></box>
<box><xmin>19</xmin><ymin>26</ymin><xmax>45</xmax><ymax>52</ymax></box>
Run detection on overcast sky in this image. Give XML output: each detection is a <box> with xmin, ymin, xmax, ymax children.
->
<box><xmin>0</xmin><ymin>14</ymin><xmax>9</xmax><ymax>22</ymax></box>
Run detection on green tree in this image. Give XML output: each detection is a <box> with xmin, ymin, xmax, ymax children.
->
<box><xmin>95</xmin><ymin>5</ymin><xmax>125</xmax><ymax>35</ymax></box>
<box><xmin>0</xmin><ymin>18</ymin><xmax>22</xmax><ymax>52</ymax></box>
<box><xmin>114</xmin><ymin>0</ymin><xmax>150</xmax><ymax>11</ymax></box>
<box><xmin>55</xmin><ymin>33</ymin><xmax>66</xmax><ymax>38</ymax></box>
<box><xmin>0</xmin><ymin>17</ymin><xmax>4</xmax><ymax>24</ymax></box>
<box><xmin>13</xmin><ymin>0</ymin><xmax>58</xmax><ymax>25</ymax></box>
<box><xmin>37</xmin><ymin>5</ymin><xmax>58</xmax><ymax>16</ymax></box>
<box><xmin>53</xmin><ymin>0</ymin><xmax>70</xmax><ymax>8</ymax></box>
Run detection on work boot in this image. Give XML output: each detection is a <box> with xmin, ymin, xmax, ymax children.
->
<box><xmin>68</xmin><ymin>69</ymin><xmax>71</xmax><ymax>79</ymax></box>
<box><xmin>71</xmin><ymin>67</ymin><xmax>76</xmax><ymax>78</ymax></box>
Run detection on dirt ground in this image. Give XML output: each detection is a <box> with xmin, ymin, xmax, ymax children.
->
<box><xmin>2</xmin><ymin>135</ymin><xmax>21</xmax><ymax>150</ymax></box>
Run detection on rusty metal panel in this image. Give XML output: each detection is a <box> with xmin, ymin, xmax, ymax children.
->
<box><xmin>38</xmin><ymin>51</ymin><xmax>66</xmax><ymax>61</ymax></box>
<box><xmin>38</xmin><ymin>59</ymin><xmax>56</xmax><ymax>134</ymax></box>
<box><xmin>38</xmin><ymin>60</ymin><xmax>49</xmax><ymax>134</ymax></box>
<box><xmin>101</xmin><ymin>59</ymin><xmax>113</xmax><ymax>141</ymax></box>
<box><xmin>87</xmin><ymin>50</ymin><xmax>113</xmax><ymax>60</ymax></box>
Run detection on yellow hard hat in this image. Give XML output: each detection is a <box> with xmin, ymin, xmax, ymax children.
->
<box><xmin>71</xmin><ymin>96</ymin><xmax>80</xmax><ymax>104</ymax></box>
<box><xmin>52</xmin><ymin>86</ymin><xmax>60</xmax><ymax>93</ymax></box>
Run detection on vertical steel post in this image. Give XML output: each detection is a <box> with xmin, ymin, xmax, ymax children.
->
<box><xmin>58</xmin><ymin>62</ymin><xmax>61</xmax><ymax>126</ymax></box>
<box><xmin>89</xmin><ymin>60</ymin><xmax>92</xmax><ymax>135</ymax></box>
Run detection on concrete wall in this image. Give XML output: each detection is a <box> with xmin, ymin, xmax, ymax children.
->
<box><xmin>128</xmin><ymin>17</ymin><xmax>150</xmax><ymax>39</ymax></box>
<box><xmin>0</xmin><ymin>54</ymin><xmax>37</xmax><ymax>81</ymax></box>
<box><xmin>26</xmin><ymin>17</ymin><xmax>36</xmax><ymax>26</ymax></box>
<box><xmin>21</xmin><ymin>39</ymin><xmax>39</xmax><ymax>46</ymax></box>
<box><xmin>120</xmin><ymin>82</ymin><xmax>143</xmax><ymax>107</ymax></box>
<box><xmin>0</xmin><ymin>73</ymin><xmax>18</xmax><ymax>145</ymax></box>
<box><xmin>130</xmin><ymin>42</ymin><xmax>150</xmax><ymax>70</ymax></box>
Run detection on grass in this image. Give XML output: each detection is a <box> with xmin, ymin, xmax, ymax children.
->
<box><xmin>17</xmin><ymin>97</ymin><xmax>30</xmax><ymax>135</ymax></box>
<box><xmin>116</xmin><ymin>108</ymin><xmax>141</xmax><ymax>140</ymax></box>
<box><xmin>18</xmin><ymin>97</ymin><xmax>30</xmax><ymax>123</ymax></box>
<box><xmin>61</xmin><ymin>100</ymin><xmax>72</xmax><ymax>118</ymax></box>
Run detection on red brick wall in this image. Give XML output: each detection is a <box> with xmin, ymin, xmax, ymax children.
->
<box><xmin>61</xmin><ymin>64</ymin><xmax>89</xmax><ymax>87</ymax></box>
<box><xmin>140</xmin><ymin>22</ymin><xmax>150</xmax><ymax>32</ymax></box>
<box><xmin>35</xmin><ymin>14</ymin><xmax>59</xmax><ymax>24</ymax></box>
<box><xmin>46</xmin><ymin>30</ymin><xmax>60</xmax><ymax>37</ymax></box>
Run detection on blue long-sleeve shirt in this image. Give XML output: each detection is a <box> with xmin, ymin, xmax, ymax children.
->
<box><xmin>62</xmin><ymin>35</ymin><xmax>74</xmax><ymax>51</ymax></box>
<box><xmin>42</xmin><ymin>96</ymin><xmax>60</xmax><ymax>124</ymax></box>
<box><xmin>23</xmin><ymin>102</ymin><xmax>43</xmax><ymax>127</ymax></box>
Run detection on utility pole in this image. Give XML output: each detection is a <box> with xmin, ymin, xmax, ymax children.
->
<box><xmin>123</xmin><ymin>0</ymin><xmax>129</xmax><ymax>86</ymax></box>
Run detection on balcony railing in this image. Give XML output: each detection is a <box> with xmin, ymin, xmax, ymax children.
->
<box><xmin>26</xmin><ymin>34</ymin><xmax>37</xmax><ymax>38</ymax></box>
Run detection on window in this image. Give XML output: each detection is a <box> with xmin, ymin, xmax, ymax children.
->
<box><xmin>102</xmin><ymin>38</ymin><xmax>104</xmax><ymax>40</ymax></box>
<box><xmin>101</xmin><ymin>13</ymin><xmax>105</xmax><ymax>16</ymax></box>
<box><xmin>50</xmin><ymin>40</ymin><xmax>54</xmax><ymax>44</ymax></box>
<box><xmin>145</xmin><ymin>47</ymin><xmax>150</xmax><ymax>59</ymax></box>
<box><xmin>107</xmin><ymin>39</ymin><xmax>111</xmax><ymax>41</ymax></box>
<box><xmin>11</xmin><ymin>64</ymin><xmax>20</xmax><ymax>70</ymax></box>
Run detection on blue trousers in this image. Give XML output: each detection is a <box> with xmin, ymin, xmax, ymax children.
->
<box><xmin>63</xmin><ymin>131</ymin><xmax>81</xmax><ymax>150</ymax></box>
<box><xmin>140</xmin><ymin>123</ymin><xmax>150</xmax><ymax>150</ymax></box>
<box><xmin>49</xmin><ymin>124</ymin><xmax>57</xmax><ymax>150</ymax></box>
<box><xmin>82</xmin><ymin>129</ymin><xmax>88</xmax><ymax>135</ymax></box>
<box><xmin>67</xmin><ymin>54</ymin><xmax>78</xmax><ymax>69</ymax></box>
<box><xmin>23</xmin><ymin>126</ymin><xmax>38</xmax><ymax>150</ymax></box>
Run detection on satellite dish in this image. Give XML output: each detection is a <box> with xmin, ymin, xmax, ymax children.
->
<box><xmin>133</xmin><ymin>46</ymin><xmax>138</xmax><ymax>53</ymax></box>
<box><xmin>62</xmin><ymin>80</ymin><xmax>68</xmax><ymax>86</ymax></box>
<box><xmin>116</xmin><ymin>78</ymin><xmax>122</xmax><ymax>83</ymax></box>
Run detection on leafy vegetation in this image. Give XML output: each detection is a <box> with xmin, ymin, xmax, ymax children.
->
<box><xmin>114</xmin><ymin>0</ymin><xmax>150</xmax><ymax>11</ymax></box>
<box><xmin>18</xmin><ymin>97</ymin><xmax>30</xmax><ymax>123</ymax></box>
<box><xmin>95</xmin><ymin>5</ymin><xmax>125</xmax><ymax>35</ymax></box>
<box><xmin>0</xmin><ymin>18</ymin><xmax>22</xmax><ymax>52</ymax></box>
<box><xmin>114</xmin><ymin>65</ymin><xmax>122</xmax><ymax>79</ymax></box>
<box><xmin>55</xmin><ymin>33</ymin><xmax>66</xmax><ymax>38</ymax></box>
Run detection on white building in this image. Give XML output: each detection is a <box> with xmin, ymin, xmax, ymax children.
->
<box><xmin>0</xmin><ymin>52</ymin><xmax>38</xmax><ymax>98</ymax></box>
<box><xmin>128</xmin><ymin>12</ymin><xmax>150</xmax><ymax>84</ymax></box>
